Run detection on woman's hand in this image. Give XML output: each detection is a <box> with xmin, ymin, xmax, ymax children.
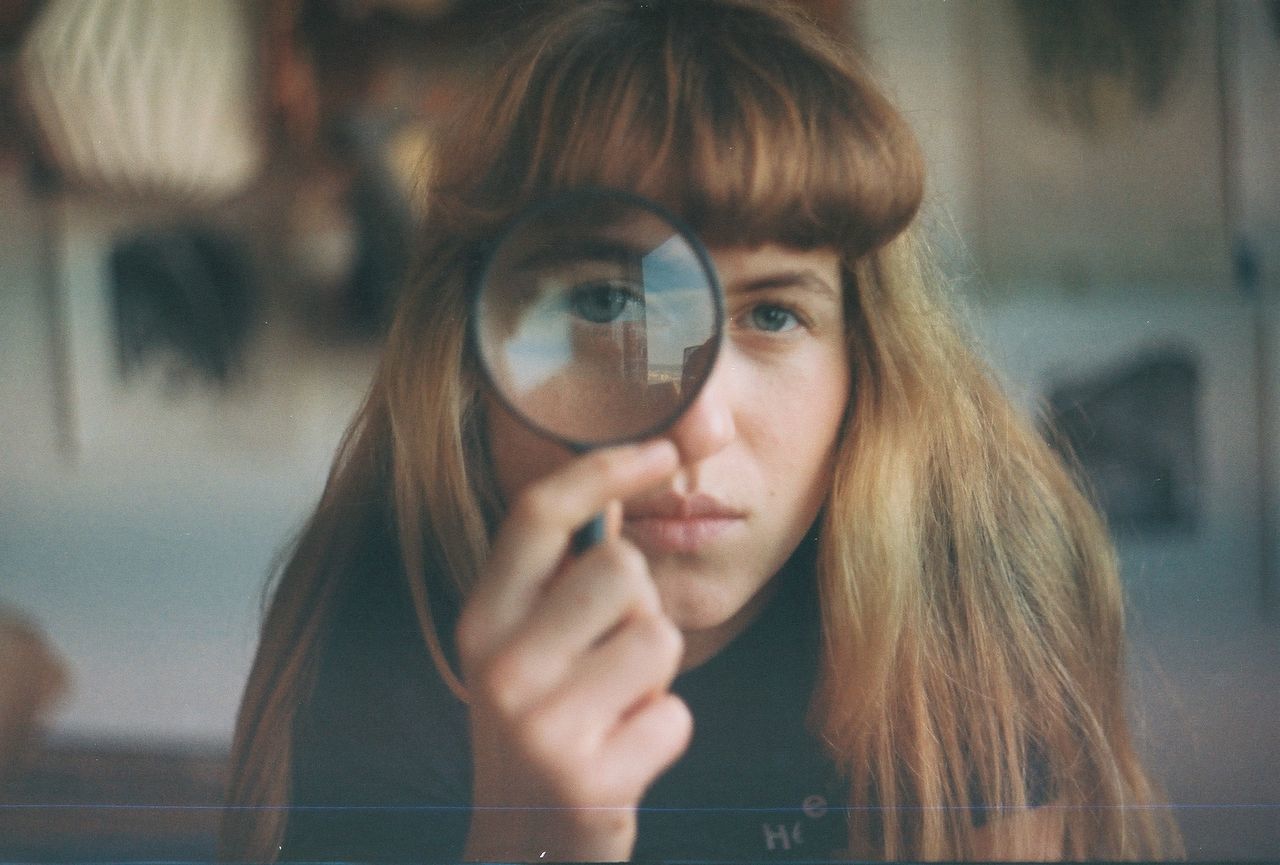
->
<box><xmin>456</xmin><ymin>440</ymin><xmax>693</xmax><ymax>862</ymax></box>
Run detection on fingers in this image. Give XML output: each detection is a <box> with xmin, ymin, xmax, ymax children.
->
<box><xmin>458</xmin><ymin>436</ymin><xmax>691</xmax><ymax>855</ymax></box>
<box><xmin>480</xmin><ymin>540</ymin><xmax>662</xmax><ymax>710</ymax></box>
<box><xmin>536</xmin><ymin>611</ymin><xmax>685</xmax><ymax>752</ymax></box>
<box><xmin>506</xmin><ymin>609</ymin><xmax>691</xmax><ymax>803</ymax></box>
<box><xmin>603</xmin><ymin>498</ymin><xmax>624</xmax><ymax>539</ymax></box>
<box><xmin>461</xmin><ymin>439</ymin><xmax>678</xmax><ymax>658</ymax></box>
<box><xmin>486</xmin><ymin>611</ymin><xmax>690</xmax><ymax>808</ymax></box>
<box><xmin>605</xmin><ymin>692</ymin><xmax>694</xmax><ymax>792</ymax></box>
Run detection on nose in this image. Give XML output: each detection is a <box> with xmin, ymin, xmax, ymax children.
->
<box><xmin>664</xmin><ymin>355</ymin><xmax>735</xmax><ymax>465</ymax></box>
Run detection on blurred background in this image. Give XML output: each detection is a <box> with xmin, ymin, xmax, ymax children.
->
<box><xmin>0</xmin><ymin>0</ymin><xmax>1275</xmax><ymax>860</ymax></box>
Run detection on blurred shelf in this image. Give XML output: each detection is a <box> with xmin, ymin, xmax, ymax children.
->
<box><xmin>0</xmin><ymin>739</ymin><xmax>228</xmax><ymax>861</ymax></box>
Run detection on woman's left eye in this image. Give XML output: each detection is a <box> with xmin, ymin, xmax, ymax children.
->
<box><xmin>746</xmin><ymin>304</ymin><xmax>800</xmax><ymax>333</ymax></box>
<box><xmin>567</xmin><ymin>281</ymin><xmax>643</xmax><ymax>324</ymax></box>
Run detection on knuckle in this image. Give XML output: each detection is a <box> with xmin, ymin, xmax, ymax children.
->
<box><xmin>656</xmin><ymin>695</ymin><xmax>695</xmax><ymax>759</ymax></box>
<box><xmin>652</xmin><ymin>615</ymin><xmax>685</xmax><ymax>662</ymax></box>
<box><xmin>559</xmin><ymin>759</ymin><xmax>615</xmax><ymax>810</ymax></box>
<box><xmin>657</xmin><ymin>619</ymin><xmax>685</xmax><ymax>673</ymax></box>
<box><xmin>580</xmin><ymin>541</ymin><xmax>657</xmax><ymax>603</ymax></box>
<box><xmin>475</xmin><ymin>649</ymin><xmax>534</xmax><ymax>714</ymax></box>
<box><xmin>668</xmin><ymin>694</ymin><xmax>694</xmax><ymax>741</ymax></box>
<box><xmin>613</xmin><ymin>540</ymin><xmax>649</xmax><ymax>577</ymax></box>
<box><xmin>626</xmin><ymin>568</ymin><xmax>662</xmax><ymax>615</ymax></box>
<box><xmin>510</xmin><ymin>484</ymin><xmax>555</xmax><ymax>525</ymax></box>
<box><xmin>629</xmin><ymin>612</ymin><xmax>682</xmax><ymax>663</ymax></box>
<box><xmin>592</xmin><ymin>538</ymin><xmax>643</xmax><ymax>576</ymax></box>
<box><xmin>517</xmin><ymin>702</ymin><xmax>581</xmax><ymax>768</ymax></box>
<box><xmin>599</xmin><ymin>541</ymin><xmax>660</xmax><ymax>607</ymax></box>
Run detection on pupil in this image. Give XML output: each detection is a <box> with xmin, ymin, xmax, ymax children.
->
<box><xmin>754</xmin><ymin>306</ymin><xmax>788</xmax><ymax>331</ymax></box>
<box><xmin>573</xmin><ymin>285</ymin><xmax>629</xmax><ymax>323</ymax></box>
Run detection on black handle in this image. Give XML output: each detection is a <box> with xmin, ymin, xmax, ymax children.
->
<box><xmin>570</xmin><ymin>513</ymin><xmax>606</xmax><ymax>554</ymax></box>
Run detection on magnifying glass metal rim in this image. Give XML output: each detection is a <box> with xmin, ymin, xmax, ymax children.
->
<box><xmin>467</xmin><ymin>186</ymin><xmax>725</xmax><ymax>453</ymax></box>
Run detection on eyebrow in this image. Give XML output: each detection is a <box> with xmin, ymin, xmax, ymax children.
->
<box><xmin>512</xmin><ymin>238</ymin><xmax>644</xmax><ymax>273</ymax></box>
<box><xmin>725</xmin><ymin>270</ymin><xmax>840</xmax><ymax>302</ymax></box>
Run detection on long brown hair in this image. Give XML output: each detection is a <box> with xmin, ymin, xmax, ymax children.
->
<box><xmin>222</xmin><ymin>1</ymin><xmax>1180</xmax><ymax>859</ymax></box>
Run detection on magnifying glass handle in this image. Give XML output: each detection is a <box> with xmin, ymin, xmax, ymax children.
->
<box><xmin>567</xmin><ymin>441</ymin><xmax>606</xmax><ymax>554</ymax></box>
<box><xmin>570</xmin><ymin>513</ymin><xmax>606</xmax><ymax>554</ymax></box>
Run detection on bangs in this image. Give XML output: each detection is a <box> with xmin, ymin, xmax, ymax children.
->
<box><xmin>456</xmin><ymin>0</ymin><xmax>923</xmax><ymax>257</ymax></box>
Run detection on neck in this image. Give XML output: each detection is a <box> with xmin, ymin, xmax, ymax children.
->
<box><xmin>677</xmin><ymin>575</ymin><xmax>782</xmax><ymax>672</ymax></box>
<box><xmin>675</xmin><ymin>530</ymin><xmax>819</xmax><ymax>672</ymax></box>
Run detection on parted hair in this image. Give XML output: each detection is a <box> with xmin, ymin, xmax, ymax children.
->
<box><xmin>221</xmin><ymin>1</ymin><xmax>1180</xmax><ymax>859</ymax></box>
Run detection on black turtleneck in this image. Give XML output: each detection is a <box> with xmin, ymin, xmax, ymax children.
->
<box><xmin>283</xmin><ymin>534</ymin><xmax>846</xmax><ymax>862</ymax></box>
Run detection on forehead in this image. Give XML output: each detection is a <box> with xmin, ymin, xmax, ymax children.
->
<box><xmin>706</xmin><ymin>244</ymin><xmax>843</xmax><ymax>295</ymax></box>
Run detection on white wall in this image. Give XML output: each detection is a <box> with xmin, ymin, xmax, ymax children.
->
<box><xmin>0</xmin><ymin>172</ymin><xmax>376</xmax><ymax>746</ymax></box>
<box><xmin>858</xmin><ymin>1</ymin><xmax>1280</xmax><ymax>858</ymax></box>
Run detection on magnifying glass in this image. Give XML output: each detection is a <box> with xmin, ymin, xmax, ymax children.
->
<box><xmin>471</xmin><ymin>189</ymin><xmax>723</xmax><ymax>551</ymax></box>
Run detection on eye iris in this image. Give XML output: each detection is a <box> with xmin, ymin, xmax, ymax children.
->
<box><xmin>571</xmin><ymin>285</ymin><xmax>630</xmax><ymax>323</ymax></box>
<box><xmin>752</xmin><ymin>305</ymin><xmax>792</xmax><ymax>332</ymax></box>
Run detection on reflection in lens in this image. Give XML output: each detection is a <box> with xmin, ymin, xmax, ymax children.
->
<box><xmin>474</xmin><ymin>193</ymin><xmax>721</xmax><ymax>447</ymax></box>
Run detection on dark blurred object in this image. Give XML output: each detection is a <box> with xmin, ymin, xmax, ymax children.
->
<box><xmin>0</xmin><ymin>0</ymin><xmax>39</xmax><ymax>51</ymax></box>
<box><xmin>110</xmin><ymin>227</ymin><xmax>256</xmax><ymax>391</ymax></box>
<box><xmin>0</xmin><ymin>741</ymin><xmax>226</xmax><ymax>861</ymax></box>
<box><xmin>1014</xmin><ymin>0</ymin><xmax>1191</xmax><ymax>135</ymax></box>
<box><xmin>330</xmin><ymin>115</ymin><xmax>413</xmax><ymax>337</ymax></box>
<box><xmin>1046</xmin><ymin>348</ymin><xmax>1201</xmax><ymax>534</ymax></box>
<box><xmin>267</xmin><ymin>0</ymin><xmax>480</xmax><ymax>339</ymax></box>
<box><xmin>265</xmin><ymin>0</ymin><xmax>850</xmax><ymax>339</ymax></box>
<box><xmin>266</xmin><ymin>0</ymin><xmax>543</xmax><ymax>155</ymax></box>
<box><xmin>0</xmin><ymin>0</ymin><xmax>39</xmax><ymax>167</ymax></box>
<box><xmin>0</xmin><ymin>607</ymin><xmax>67</xmax><ymax>786</ymax></box>
<box><xmin>281</xmin><ymin>118</ymin><xmax>412</xmax><ymax>340</ymax></box>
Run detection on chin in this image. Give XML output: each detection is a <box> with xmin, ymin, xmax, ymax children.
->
<box><xmin>651</xmin><ymin>567</ymin><xmax>740</xmax><ymax>629</ymax></box>
<box><xmin>650</xmin><ymin>560</ymin><xmax>776</xmax><ymax>651</ymax></box>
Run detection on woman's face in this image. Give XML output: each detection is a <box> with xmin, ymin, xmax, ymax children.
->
<box><xmin>486</xmin><ymin>244</ymin><xmax>850</xmax><ymax>667</ymax></box>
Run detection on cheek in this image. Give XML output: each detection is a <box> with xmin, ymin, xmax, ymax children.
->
<box><xmin>754</xmin><ymin>351</ymin><xmax>849</xmax><ymax>498</ymax></box>
<box><xmin>761</xmin><ymin>349</ymin><xmax>849</xmax><ymax>444</ymax></box>
<box><xmin>485</xmin><ymin>399</ymin><xmax>576</xmax><ymax>503</ymax></box>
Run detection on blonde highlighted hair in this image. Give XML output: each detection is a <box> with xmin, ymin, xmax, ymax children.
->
<box><xmin>222</xmin><ymin>1</ymin><xmax>1180</xmax><ymax>859</ymax></box>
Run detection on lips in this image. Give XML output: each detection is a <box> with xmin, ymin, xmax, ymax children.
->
<box><xmin>623</xmin><ymin>493</ymin><xmax>745</xmax><ymax>553</ymax></box>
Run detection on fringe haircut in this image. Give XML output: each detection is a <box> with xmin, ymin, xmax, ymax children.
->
<box><xmin>222</xmin><ymin>1</ymin><xmax>1181</xmax><ymax>859</ymax></box>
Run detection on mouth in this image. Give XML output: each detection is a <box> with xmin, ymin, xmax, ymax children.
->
<box><xmin>623</xmin><ymin>493</ymin><xmax>745</xmax><ymax>554</ymax></box>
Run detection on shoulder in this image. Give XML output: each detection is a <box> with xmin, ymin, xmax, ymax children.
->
<box><xmin>285</xmin><ymin>562</ymin><xmax>472</xmax><ymax>860</ymax></box>
<box><xmin>293</xmin><ymin>560</ymin><xmax>469</xmax><ymax>797</ymax></box>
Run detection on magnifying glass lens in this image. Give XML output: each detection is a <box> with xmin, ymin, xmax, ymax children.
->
<box><xmin>474</xmin><ymin>193</ymin><xmax>721</xmax><ymax>448</ymax></box>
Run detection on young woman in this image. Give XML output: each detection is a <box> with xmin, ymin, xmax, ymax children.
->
<box><xmin>221</xmin><ymin>1</ymin><xmax>1182</xmax><ymax>860</ymax></box>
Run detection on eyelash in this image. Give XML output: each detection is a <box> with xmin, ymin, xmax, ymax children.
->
<box><xmin>734</xmin><ymin>302</ymin><xmax>807</xmax><ymax>334</ymax></box>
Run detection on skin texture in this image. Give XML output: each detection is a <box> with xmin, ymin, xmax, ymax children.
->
<box><xmin>458</xmin><ymin>245</ymin><xmax>850</xmax><ymax>860</ymax></box>
<box><xmin>485</xmin><ymin>244</ymin><xmax>851</xmax><ymax>666</ymax></box>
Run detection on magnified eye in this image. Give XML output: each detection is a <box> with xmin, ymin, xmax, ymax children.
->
<box><xmin>568</xmin><ymin>281</ymin><xmax>644</xmax><ymax>324</ymax></box>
